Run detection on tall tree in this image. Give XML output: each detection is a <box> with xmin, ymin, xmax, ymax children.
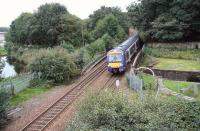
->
<box><xmin>28</xmin><ymin>3</ymin><xmax>69</xmax><ymax>46</ymax></box>
<box><xmin>7</xmin><ymin>13</ymin><xmax>32</xmax><ymax>44</ymax></box>
<box><xmin>88</xmin><ymin>6</ymin><xmax>130</xmax><ymax>34</ymax></box>
<box><xmin>127</xmin><ymin>0</ymin><xmax>200</xmax><ymax>41</ymax></box>
<box><xmin>92</xmin><ymin>14</ymin><xmax>126</xmax><ymax>42</ymax></box>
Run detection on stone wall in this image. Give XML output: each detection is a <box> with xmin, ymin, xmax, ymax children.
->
<box><xmin>144</xmin><ymin>68</ymin><xmax>200</xmax><ymax>82</ymax></box>
<box><xmin>147</xmin><ymin>42</ymin><xmax>200</xmax><ymax>49</ymax></box>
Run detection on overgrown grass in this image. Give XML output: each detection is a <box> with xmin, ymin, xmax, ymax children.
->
<box><xmin>0</xmin><ymin>47</ymin><xmax>7</xmax><ymax>56</ymax></box>
<box><xmin>145</xmin><ymin>47</ymin><xmax>200</xmax><ymax>60</ymax></box>
<box><xmin>155</xmin><ymin>58</ymin><xmax>200</xmax><ymax>71</ymax></box>
<box><xmin>141</xmin><ymin>73</ymin><xmax>194</xmax><ymax>93</ymax></box>
<box><xmin>9</xmin><ymin>86</ymin><xmax>49</xmax><ymax>106</ymax></box>
<box><xmin>163</xmin><ymin>79</ymin><xmax>194</xmax><ymax>92</ymax></box>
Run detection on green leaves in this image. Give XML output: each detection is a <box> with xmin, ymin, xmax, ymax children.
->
<box><xmin>127</xmin><ymin>0</ymin><xmax>200</xmax><ymax>41</ymax></box>
<box><xmin>0</xmin><ymin>90</ymin><xmax>9</xmax><ymax>126</ymax></box>
<box><xmin>68</xmin><ymin>91</ymin><xmax>200</xmax><ymax>130</ymax></box>
<box><xmin>29</xmin><ymin>48</ymin><xmax>78</xmax><ymax>83</ymax></box>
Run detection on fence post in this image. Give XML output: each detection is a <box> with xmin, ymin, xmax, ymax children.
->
<box><xmin>10</xmin><ymin>79</ymin><xmax>15</xmax><ymax>95</ymax></box>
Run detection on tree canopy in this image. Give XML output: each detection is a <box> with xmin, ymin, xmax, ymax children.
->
<box><xmin>6</xmin><ymin>3</ymin><xmax>83</xmax><ymax>47</ymax></box>
<box><xmin>127</xmin><ymin>0</ymin><xmax>200</xmax><ymax>41</ymax></box>
<box><xmin>6</xmin><ymin>1</ymin><xmax>200</xmax><ymax>46</ymax></box>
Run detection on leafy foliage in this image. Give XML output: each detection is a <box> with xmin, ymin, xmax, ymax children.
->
<box><xmin>88</xmin><ymin>6</ymin><xmax>130</xmax><ymax>33</ymax></box>
<box><xmin>127</xmin><ymin>0</ymin><xmax>200</xmax><ymax>41</ymax></box>
<box><xmin>67</xmin><ymin>90</ymin><xmax>200</xmax><ymax>130</ymax></box>
<box><xmin>6</xmin><ymin>13</ymin><xmax>32</xmax><ymax>44</ymax></box>
<box><xmin>86</xmin><ymin>38</ymin><xmax>105</xmax><ymax>57</ymax></box>
<box><xmin>92</xmin><ymin>14</ymin><xmax>126</xmax><ymax>42</ymax></box>
<box><xmin>29</xmin><ymin>47</ymin><xmax>78</xmax><ymax>83</ymax></box>
<box><xmin>72</xmin><ymin>48</ymin><xmax>91</xmax><ymax>69</ymax></box>
<box><xmin>60</xmin><ymin>41</ymin><xmax>75</xmax><ymax>53</ymax></box>
<box><xmin>6</xmin><ymin>3</ymin><xmax>83</xmax><ymax>47</ymax></box>
<box><xmin>0</xmin><ymin>90</ymin><xmax>9</xmax><ymax>126</ymax></box>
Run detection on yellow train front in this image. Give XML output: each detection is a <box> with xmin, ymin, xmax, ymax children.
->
<box><xmin>107</xmin><ymin>32</ymin><xmax>140</xmax><ymax>73</ymax></box>
<box><xmin>107</xmin><ymin>49</ymin><xmax>126</xmax><ymax>73</ymax></box>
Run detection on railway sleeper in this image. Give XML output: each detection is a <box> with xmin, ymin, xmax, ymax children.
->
<box><xmin>30</xmin><ymin>124</ymin><xmax>44</xmax><ymax>129</ymax></box>
<box><xmin>56</xmin><ymin>102</ymin><xmax>70</xmax><ymax>106</ymax></box>
<box><xmin>48</xmin><ymin>111</ymin><xmax>59</xmax><ymax>115</ymax></box>
<box><xmin>59</xmin><ymin>100</ymin><xmax>69</xmax><ymax>104</ymax></box>
<box><xmin>43</xmin><ymin>112</ymin><xmax>57</xmax><ymax>118</ymax></box>
<box><xmin>26</xmin><ymin>127</ymin><xmax>41</xmax><ymax>131</ymax></box>
<box><xmin>38</xmin><ymin>117</ymin><xmax>52</xmax><ymax>121</ymax></box>
<box><xmin>69</xmin><ymin>91</ymin><xmax>78</xmax><ymax>95</ymax></box>
<box><xmin>42</xmin><ymin>114</ymin><xmax>55</xmax><ymax>119</ymax></box>
<box><xmin>62</xmin><ymin>98</ymin><xmax>70</xmax><ymax>101</ymax></box>
<box><xmin>49</xmin><ymin>108</ymin><xmax>62</xmax><ymax>112</ymax></box>
<box><xmin>34</xmin><ymin>120</ymin><xmax>47</xmax><ymax>125</ymax></box>
<box><xmin>57</xmin><ymin>98</ymin><xmax>73</xmax><ymax>105</ymax></box>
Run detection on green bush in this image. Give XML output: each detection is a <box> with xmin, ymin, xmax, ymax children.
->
<box><xmin>29</xmin><ymin>47</ymin><xmax>78</xmax><ymax>83</ymax></box>
<box><xmin>72</xmin><ymin>48</ymin><xmax>91</xmax><ymax>69</ymax></box>
<box><xmin>60</xmin><ymin>41</ymin><xmax>75</xmax><ymax>53</ymax></box>
<box><xmin>86</xmin><ymin>38</ymin><xmax>105</xmax><ymax>57</ymax></box>
<box><xmin>67</xmin><ymin>90</ymin><xmax>200</xmax><ymax>130</ymax></box>
<box><xmin>0</xmin><ymin>90</ymin><xmax>9</xmax><ymax>126</ymax></box>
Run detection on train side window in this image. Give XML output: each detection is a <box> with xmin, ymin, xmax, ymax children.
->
<box><xmin>125</xmin><ymin>51</ymin><xmax>129</xmax><ymax>61</ymax></box>
<box><xmin>130</xmin><ymin>44</ymin><xmax>134</xmax><ymax>55</ymax></box>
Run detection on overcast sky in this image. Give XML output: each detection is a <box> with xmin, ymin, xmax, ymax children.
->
<box><xmin>0</xmin><ymin>0</ymin><xmax>138</xmax><ymax>27</ymax></box>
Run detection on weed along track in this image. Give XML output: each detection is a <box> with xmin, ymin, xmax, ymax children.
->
<box><xmin>20</xmin><ymin>57</ymin><xmax>107</xmax><ymax>131</ymax></box>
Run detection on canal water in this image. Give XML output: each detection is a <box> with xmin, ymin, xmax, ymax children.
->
<box><xmin>0</xmin><ymin>34</ymin><xmax>17</xmax><ymax>78</ymax></box>
<box><xmin>0</xmin><ymin>56</ymin><xmax>17</xmax><ymax>78</ymax></box>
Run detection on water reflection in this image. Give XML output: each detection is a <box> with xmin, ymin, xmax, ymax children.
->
<box><xmin>0</xmin><ymin>56</ymin><xmax>17</xmax><ymax>78</ymax></box>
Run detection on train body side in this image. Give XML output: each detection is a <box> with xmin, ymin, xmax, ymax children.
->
<box><xmin>107</xmin><ymin>32</ymin><xmax>141</xmax><ymax>73</ymax></box>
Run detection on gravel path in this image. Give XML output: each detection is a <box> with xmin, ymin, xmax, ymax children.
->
<box><xmin>3</xmin><ymin>84</ymin><xmax>75</xmax><ymax>131</ymax></box>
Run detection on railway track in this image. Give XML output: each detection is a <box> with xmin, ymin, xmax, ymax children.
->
<box><xmin>20</xmin><ymin>47</ymin><xmax>142</xmax><ymax>131</ymax></box>
<box><xmin>20</xmin><ymin>58</ymin><xmax>107</xmax><ymax>131</ymax></box>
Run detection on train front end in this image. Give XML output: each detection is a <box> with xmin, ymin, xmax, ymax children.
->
<box><xmin>107</xmin><ymin>50</ymin><xmax>126</xmax><ymax>73</ymax></box>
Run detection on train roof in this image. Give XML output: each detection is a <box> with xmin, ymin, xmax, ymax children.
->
<box><xmin>109</xmin><ymin>32</ymin><xmax>139</xmax><ymax>53</ymax></box>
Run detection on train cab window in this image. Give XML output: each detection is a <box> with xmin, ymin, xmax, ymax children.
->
<box><xmin>108</xmin><ymin>54</ymin><xmax>122</xmax><ymax>62</ymax></box>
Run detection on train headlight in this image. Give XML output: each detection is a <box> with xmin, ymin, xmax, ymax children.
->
<box><xmin>119</xmin><ymin>63</ymin><xmax>123</xmax><ymax>67</ymax></box>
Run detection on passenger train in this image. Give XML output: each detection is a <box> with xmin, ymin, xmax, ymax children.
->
<box><xmin>107</xmin><ymin>32</ymin><xmax>142</xmax><ymax>73</ymax></box>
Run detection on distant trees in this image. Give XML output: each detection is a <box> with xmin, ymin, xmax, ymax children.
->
<box><xmin>7</xmin><ymin>13</ymin><xmax>32</xmax><ymax>44</ymax></box>
<box><xmin>0</xmin><ymin>27</ymin><xmax>9</xmax><ymax>32</ymax></box>
<box><xmin>92</xmin><ymin>14</ymin><xmax>126</xmax><ymax>41</ymax></box>
<box><xmin>28</xmin><ymin>3</ymin><xmax>68</xmax><ymax>46</ymax></box>
<box><xmin>6</xmin><ymin>3</ymin><xmax>83</xmax><ymax>47</ymax></box>
<box><xmin>127</xmin><ymin>0</ymin><xmax>200</xmax><ymax>41</ymax></box>
<box><xmin>88</xmin><ymin>6</ymin><xmax>130</xmax><ymax>33</ymax></box>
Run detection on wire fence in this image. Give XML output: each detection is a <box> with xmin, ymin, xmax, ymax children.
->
<box><xmin>0</xmin><ymin>73</ymin><xmax>33</xmax><ymax>95</ymax></box>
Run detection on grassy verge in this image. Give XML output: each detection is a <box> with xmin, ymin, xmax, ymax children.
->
<box><xmin>163</xmin><ymin>79</ymin><xmax>194</xmax><ymax>92</ymax></box>
<box><xmin>0</xmin><ymin>47</ymin><xmax>7</xmax><ymax>56</ymax></box>
<box><xmin>141</xmin><ymin>73</ymin><xmax>194</xmax><ymax>92</ymax></box>
<box><xmin>154</xmin><ymin>58</ymin><xmax>200</xmax><ymax>71</ymax></box>
<box><xmin>9</xmin><ymin>86</ymin><xmax>49</xmax><ymax>107</ymax></box>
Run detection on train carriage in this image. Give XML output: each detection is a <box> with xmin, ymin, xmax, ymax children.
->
<box><xmin>107</xmin><ymin>32</ymin><xmax>141</xmax><ymax>73</ymax></box>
